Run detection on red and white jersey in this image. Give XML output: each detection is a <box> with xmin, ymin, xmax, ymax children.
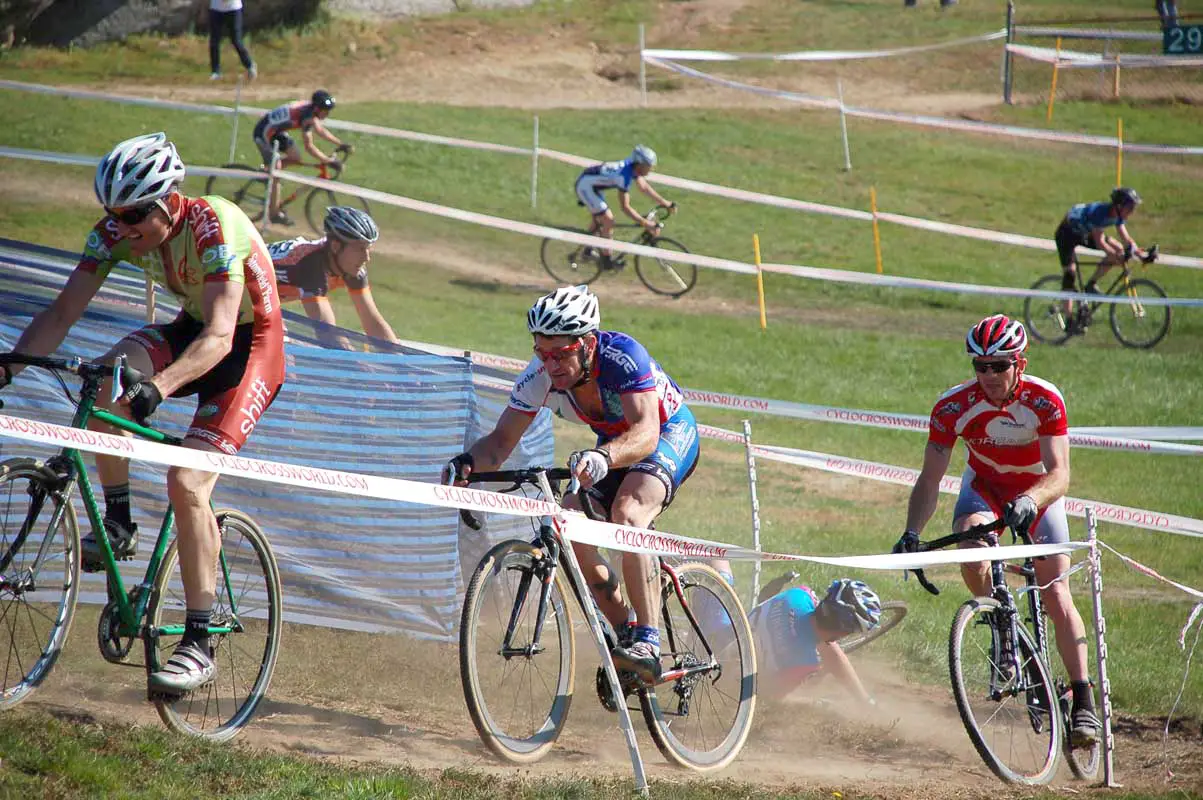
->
<box><xmin>927</xmin><ymin>374</ymin><xmax>1068</xmax><ymax>493</ymax></box>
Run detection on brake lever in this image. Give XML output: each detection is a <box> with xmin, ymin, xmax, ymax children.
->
<box><xmin>111</xmin><ymin>355</ymin><xmax>126</xmax><ymax>404</ymax></box>
<box><xmin>913</xmin><ymin>568</ymin><xmax>940</xmax><ymax>596</ymax></box>
<box><xmin>459</xmin><ymin>508</ymin><xmax>482</xmax><ymax>531</ymax></box>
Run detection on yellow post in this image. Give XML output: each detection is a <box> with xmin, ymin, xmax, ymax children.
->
<box><xmin>870</xmin><ymin>187</ymin><xmax>883</xmax><ymax>275</ymax></box>
<box><xmin>1046</xmin><ymin>36</ymin><xmax>1062</xmax><ymax>122</ymax></box>
<box><xmin>1116</xmin><ymin>118</ymin><xmax>1123</xmax><ymax>186</ymax></box>
<box><xmin>753</xmin><ymin>233</ymin><xmax>767</xmax><ymax>330</ymax></box>
<box><xmin>1112</xmin><ymin>55</ymin><xmax>1121</xmax><ymax>99</ymax></box>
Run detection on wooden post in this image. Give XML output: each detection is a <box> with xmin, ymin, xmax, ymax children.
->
<box><xmin>1003</xmin><ymin>0</ymin><xmax>1016</xmax><ymax>105</ymax></box>
<box><xmin>870</xmin><ymin>187</ymin><xmax>883</xmax><ymax>275</ymax></box>
<box><xmin>1046</xmin><ymin>36</ymin><xmax>1062</xmax><ymax>122</ymax></box>
<box><xmin>753</xmin><ymin>234</ymin><xmax>767</xmax><ymax>330</ymax></box>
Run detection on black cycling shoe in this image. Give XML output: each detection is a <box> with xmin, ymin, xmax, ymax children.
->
<box><xmin>611</xmin><ymin>640</ymin><xmax>662</xmax><ymax>685</ymax></box>
<box><xmin>81</xmin><ymin>520</ymin><xmax>139</xmax><ymax>573</ymax></box>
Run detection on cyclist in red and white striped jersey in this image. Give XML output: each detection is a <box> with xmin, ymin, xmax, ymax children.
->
<box><xmin>892</xmin><ymin>314</ymin><xmax>1100</xmax><ymax>747</ymax></box>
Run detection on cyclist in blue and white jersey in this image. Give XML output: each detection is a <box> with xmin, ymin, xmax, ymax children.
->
<box><xmin>444</xmin><ymin>285</ymin><xmax>698</xmax><ymax>684</ymax></box>
<box><xmin>1055</xmin><ymin>188</ymin><xmax>1148</xmax><ymax>321</ymax></box>
<box><xmin>749</xmin><ymin>578</ymin><xmax>882</xmax><ymax>704</ymax></box>
<box><xmin>575</xmin><ymin>145</ymin><xmax>677</xmax><ymax>271</ymax></box>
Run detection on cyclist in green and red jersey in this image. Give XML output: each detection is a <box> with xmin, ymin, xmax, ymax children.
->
<box><xmin>0</xmin><ymin>132</ymin><xmax>286</xmax><ymax>695</ymax></box>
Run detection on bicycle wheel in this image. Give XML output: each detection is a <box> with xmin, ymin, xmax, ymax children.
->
<box><xmin>1059</xmin><ymin>680</ymin><xmax>1101</xmax><ymax>780</ymax></box>
<box><xmin>0</xmin><ymin>458</ymin><xmax>80</xmax><ymax>709</ymax></box>
<box><xmin>1023</xmin><ymin>275</ymin><xmax>1074</xmax><ymax>346</ymax></box>
<box><xmin>949</xmin><ymin>598</ymin><xmax>1061</xmax><ymax>785</ymax></box>
<box><xmin>640</xmin><ymin>561</ymin><xmax>756</xmax><ymax>771</ymax></box>
<box><xmin>1109</xmin><ymin>277</ymin><xmax>1171</xmax><ymax>349</ymax></box>
<box><xmin>150</xmin><ymin>509</ymin><xmax>282</xmax><ymax>742</ymax></box>
<box><xmin>540</xmin><ymin>230</ymin><xmax>604</xmax><ymax>285</ymax></box>
<box><xmin>835</xmin><ymin>600</ymin><xmax>908</xmax><ymax>655</ymax></box>
<box><xmin>204</xmin><ymin>165</ymin><xmax>268</xmax><ymax>223</ymax></box>
<box><xmin>460</xmin><ymin>539</ymin><xmax>575</xmax><ymax>764</ymax></box>
<box><xmin>634</xmin><ymin>236</ymin><xmax>697</xmax><ymax>298</ymax></box>
<box><xmin>304</xmin><ymin>188</ymin><xmax>373</xmax><ymax>237</ymax></box>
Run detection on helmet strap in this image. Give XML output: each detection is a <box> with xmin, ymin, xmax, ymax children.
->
<box><xmin>570</xmin><ymin>334</ymin><xmax>597</xmax><ymax>389</ymax></box>
<box><xmin>161</xmin><ymin>192</ymin><xmax>184</xmax><ymax>230</ymax></box>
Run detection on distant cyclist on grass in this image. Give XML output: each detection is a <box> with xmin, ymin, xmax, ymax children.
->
<box><xmin>892</xmin><ymin>314</ymin><xmax>1100</xmax><ymax>746</ymax></box>
<box><xmin>575</xmin><ymin>145</ymin><xmax>677</xmax><ymax>271</ymax></box>
<box><xmin>0</xmin><ymin>132</ymin><xmax>285</xmax><ymax>694</ymax></box>
<box><xmin>268</xmin><ymin>206</ymin><xmax>400</xmax><ymax>346</ymax></box>
<box><xmin>443</xmin><ymin>284</ymin><xmax>699</xmax><ymax>684</ymax></box>
<box><xmin>1054</xmin><ymin>187</ymin><xmax>1148</xmax><ymax>330</ymax></box>
<box><xmin>252</xmin><ymin>89</ymin><xmax>351</xmax><ymax>226</ymax></box>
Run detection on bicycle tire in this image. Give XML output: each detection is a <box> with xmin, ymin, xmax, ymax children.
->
<box><xmin>949</xmin><ymin>598</ymin><xmax>1061</xmax><ymax>785</ymax></box>
<box><xmin>460</xmin><ymin>539</ymin><xmax>576</xmax><ymax>764</ymax></box>
<box><xmin>634</xmin><ymin>236</ymin><xmax>697</xmax><ymax>298</ymax></box>
<box><xmin>540</xmin><ymin>230</ymin><xmax>605</xmax><ymax>285</ymax></box>
<box><xmin>1109</xmin><ymin>277</ymin><xmax>1171</xmax><ymax>349</ymax></box>
<box><xmin>639</xmin><ymin>561</ymin><xmax>756</xmax><ymax>771</ymax></box>
<box><xmin>204</xmin><ymin>165</ymin><xmax>268</xmax><ymax>224</ymax></box>
<box><xmin>835</xmin><ymin>600</ymin><xmax>908</xmax><ymax>655</ymax></box>
<box><xmin>0</xmin><ymin>458</ymin><xmax>81</xmax><ymax>709</ymax></box>
<box><xmin>150</xmin><ymin>508</ymin><xmax>282</xmax><ymax>742</ymax></box>
<box><xmin>1023</xmin><ymin>275</ymin><xmax>1074</xmax><ymax>346</ymax></box>
<box><xmin>304</xmin><ymin>188</ymin><xmax>373</xmax><ymax>237</ymax></box>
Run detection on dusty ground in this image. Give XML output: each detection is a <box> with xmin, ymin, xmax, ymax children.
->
<box><xmin>27</xmin><ymin>611</ymin><xmax>1203</xmax><ymax>797</ymax></box>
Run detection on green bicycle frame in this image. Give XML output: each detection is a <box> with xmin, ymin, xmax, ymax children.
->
<box><xmin>56</xmin><ymin>384</ymin><xmax>239</xmax><ymax>642</ymax></box>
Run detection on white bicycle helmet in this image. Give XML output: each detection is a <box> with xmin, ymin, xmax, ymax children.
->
<box><xmin>527</xmin><ymin>285</ymin><xmax>601</xmax><ymax>337</ymax></box>
<box><xmin>819</xmin><ymin>579</ymin><xmax>882</xmax><ymax>635</ymax></box>
<box><xmin>631</xmin><ymin>144</ymin><xmax>658</xmax><ymax>167</ymax></box>
<box><xmin>966</xmin><ymin>314</ymin><xmax>1028</xmax><ymax>358</ymax></box>
<box><xmin>94</xmin><ymin>132</ymin><xmax>186</xmax><ymax>209</ymax></box>
<box><xmin>324</xmin><ymin>206</ymin><xmax>379</xmax><ymax>243</ymax></box>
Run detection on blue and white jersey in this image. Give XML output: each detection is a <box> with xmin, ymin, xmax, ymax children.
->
<box><xmin>748</xmin><ymin>586</ymin><xmax>822</xmax><ymax>681</ymax></box>
<box><xmin>576</xmin><ymin>158</ymin><xmax>638</xmax><ymax>195</ymax></box>
<box><xmin>1064</xmin><ymin>202</ymin><xmax>1124</xmax><ymax>239</ymax></box>
<box><xmin>508</xmin><ymin>330</ymin><xmax>686</xmax><ymax>440</ymax></box>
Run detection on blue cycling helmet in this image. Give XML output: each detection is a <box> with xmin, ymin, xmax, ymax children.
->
<box><xmin>817</xmin><ymin>579</ymin><xmax>882</xmax><ymax>635</ymax></box>
<box><xmin>631</xmin><ymin>145</ymin><xmax>657</xmax><ymax>167</ymax></box>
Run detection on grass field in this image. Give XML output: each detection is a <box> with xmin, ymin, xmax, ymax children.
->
<box><xmin>1</xmin><ymin>0</ymin><xmax>1201</xmax><ymax>796</ymax></box>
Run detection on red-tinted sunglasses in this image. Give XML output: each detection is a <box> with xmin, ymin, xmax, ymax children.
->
<box><xmin>973</xmin><ymin>359</ymin><xmax>1016</xmax><ymax>375</ymax></box>
<box><xmin>534</xmin><ymin>341</ymin><xmax>583</xmax><ymax>363</ymax></box>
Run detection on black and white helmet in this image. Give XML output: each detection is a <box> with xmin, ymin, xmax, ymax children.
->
<box><xmin>323</xmin><ymin>206</ymin><xmax>379</xmax><ymax>243</ymax></box>
<box><xmin>94</xmin><ymin>132</ymin><xmax>186</xmax><ymax>209</ymax></box>
<box><xmin>527</xmin><ymin>285</ymin><xmax>600</xmax><ymax>337</ymax></box>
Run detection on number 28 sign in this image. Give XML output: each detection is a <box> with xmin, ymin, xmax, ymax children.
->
<box><xmin>1163</xmin><ymin>25</ymin><xmax>1203</xmax><ymax>55</ymax></box>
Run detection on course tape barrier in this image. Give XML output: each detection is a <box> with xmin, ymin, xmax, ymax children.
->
<box><xmin>695</xmin><ymin>426</ymin><xmax>1203</xmax><ymax>539</ymax></box>
<box><xmin>642</xmin><ymin>30</ymin><xmax>1005</xmax><ymax>62</ymax></box>
<box><xmin>383</xmin><ymin>333</ymin><xmax>1203</xmax><ymax>455</ymax></box>
<box><xmin>641</xmin><ymin>57</ymin><xmax>1203</xmax><ymax>162</ymax></box>
<box><xmin>0</xmin><ymin>411</ymin><xmax>1086</xmax><ymax>570</ymax></box>
<box><xmin>1097</xmin><ymin>542</ymin><xmax>1203</xmax><ymax>648</ymax></box>
<box><xmin>1007</xmin><ymin>43</ymin><xmax>1203</xmax><ymax>68</ymax></box>
<box><xmin>4</xmin><ymin>79</ymin><xmax>1203</xmax><ymax>270</ymax></box>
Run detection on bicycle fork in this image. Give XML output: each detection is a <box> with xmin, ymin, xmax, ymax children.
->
<box><xmin>499</xmin><ymin>534</ymin><xmax>560</xmax><ymax>659</ymax></box>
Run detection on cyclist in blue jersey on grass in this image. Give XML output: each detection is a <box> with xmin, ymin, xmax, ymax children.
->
<box><xmin>1055</xmin><ymin>188</ymin><xmax>1148</xmax><ymax>328</ymax></box>
<box><xmin>444</xmin><ymin>285</ymin><xmax>698</xmax><ymax>684</ymax></box>
<box><xmin>575</xmin><ymin>145</ymin><xmax>677</xmax><ymax>272</ymax></box>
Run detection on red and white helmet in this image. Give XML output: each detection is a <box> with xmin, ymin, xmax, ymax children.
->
<box><xmin>966</xmin><ymin>314</ymin><xmax>1028</xmax><ymax>358</ymax></box>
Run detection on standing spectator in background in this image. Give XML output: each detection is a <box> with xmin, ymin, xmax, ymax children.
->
<box><xmin>209</xmin><ymin>0</ymin><xmax>257</xmax><ymax>81</ymax></box>
<box><xmin>1156</xmin><ymin>1</ymin><xmax>1180</xmax><ymax>30</ymax></box>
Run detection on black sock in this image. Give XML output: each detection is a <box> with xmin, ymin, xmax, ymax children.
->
<box><xmin>102</xmin><ymin>483</ymin><xmax>133</xmax><ymax>530</ymax></box>
<box><xmin>1071</xmin><ymin>680</ymin><xmax>1095</xmax><ymax>710</ymax></box>
<box><xmin>183</xmin><ymin>609</ymin><xmax>212</xmax><ymax>653</ymax></box>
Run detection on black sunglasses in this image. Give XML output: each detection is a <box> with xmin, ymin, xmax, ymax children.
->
<box><xmin>973</xmin><ymin>360</ymin><xmax>1015</xmax><ymax>375</ymax></box>
<box><xmin>106</xmin><ymin>204</ymin><xmax>157</xmax><ymax>226</ymax></box>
